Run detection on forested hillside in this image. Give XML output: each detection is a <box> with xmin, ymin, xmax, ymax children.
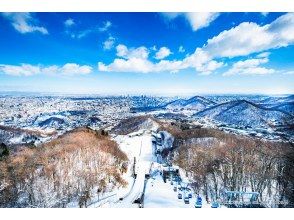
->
<box><xmin>161</xmin><ymin>122</ymin><xmax>294</xmax><ymax>207</ymax></box>
<box><xmin>0</xmin><ymin>128</ymin><xmax>128</xmax><ymax>207</ymax></box>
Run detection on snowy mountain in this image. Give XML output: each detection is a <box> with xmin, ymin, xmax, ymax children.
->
<box><xmin>194</xmin><ymin>99</ymin><xmax>290</xmax><ymax>129</ymax></box>
<box><xmin>258</xmin><ymin>94</ymin><xmax>294</xmax><ymax>105</ymax></box>
<box><xmin>0</xmin><ymin>94</ymin><xmax>293</xmax><ymax>143</ymax></box>
<box><xmin>164</xmin><ymin>96</ymin><xmax>216</xmax><ymax>111</ymax></box>
<box><xmin>271</xmin><ymin>102</ymin><xmax>294</xmax><ymax>115</ymax></box>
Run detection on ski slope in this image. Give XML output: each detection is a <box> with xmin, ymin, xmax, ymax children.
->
<box><xmin>114</xmin><ymin>133</ymin><xmax>155</xmax><ymax>207</ymax></box>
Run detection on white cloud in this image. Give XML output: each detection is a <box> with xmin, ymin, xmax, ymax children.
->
<box><xmin>203</xmin><ymin>13</ymin><xmax>294</xmax><ymax>58</ymax></box>
<box><xmin>204</xmin><ymin>22</ymin><xmax>273</xmax><ymax>58</ymax></box>
<box><xmin>98</xmin><ymin>58</ymin><xmax>184</xmax><ymax>74</ymax></box>
<box><xmin>98</xmin><ymin>58</ymin><xmax>153</xmax><ymax>73</ymax></box>
<box><xmin>155</xmin><ymin>47</ymin><xmax>172</xmax><ymax>59</ymax></box>
<box><xmin>261</xmin><ymin>12</ymin><xmax>269</xmax><ymax>17</ymax></box>
<box><xmin>75</xmin><ymin>30</ymin><xmax>92</xmax><ymax>39</ymax></box>
<box><xmin>98</xmin><ymin>13</ymin><xmax>294</xmax><ymax>76</ymax></box>
<box><xmin>103</xmin><ymin>36</ymin><xmax>115</xmax><ymax>50</ymax></box>
<box><xmin>154</xmin><ymin>60</ymin><xmax>184</xmax><ymax>73</ymax></box>
<box><xmin>0</xmin><ymin>63</ymin><xmax>92</xmax><ymax>76</ymax></box>
<box><xmin>64</xmin><ymin>18</ymin><xmax>75</xmax><ymax>27</ymax></box>
<box><xmin>181</xmin><ymin>48</ymin><xmax>223</xmax><ymax>74</ymax></box>
<box><xmin>69</xmin><ymin>20</ymin><xmax>112</xmax><ymax>39</ymax></box>
<box><xmin>256</xmin><ymin>52</ymin><xmax>271</xmax><ymax>58</ymax></box>
<box><xmin>2</xmin><ymin>13</ymin><xmax>48</xmax><ymax>34</ymax></box>
<box><xmin>282</xmin><ymin>70</ymin><xmax>294</xmax><ymax>75</ymax></box>
<box><xmin>226</xmin><ymin>66</ymin><xmax>275</xmax><ymax>76</ymax></box>
<box><xmin>185</xmin><ymin>12</ymin><xmax>220</xmax><ymax>31</ymax></box>
<box><xmin>59</xmin><ymin>63</ymin><xmax>92</xmax><ymax>75</ymax></box>
<box><xmin>116</xmin><ymin>44</ymin><xmax>128</xmax><ymax>57</ymax></box>
<box><xmin>178</xmin><ymin>46</ymin><xmax>185</xmax><ymax>53</ymax></box>
<box><xmin>162</xmin><ymin>12</ymin><xmax>220</xmax><ymax>31</ymax></box>
<box><xmin>0</xmin><ymin>64</ymin><xmax>41</xmax><ymax>76</ymax></box>
<box><xmin>223</xmin><ymin>56</ymin><xmax>275</xmax><ymax>76</ymax></box>
<box><xmin>116</xmin><ymin>44</ymin><xmax>149</xmax><ymax>59</ymax></box>
<box><xmin>98</xmin><ymin>46</ymin><xmax>223</xmax><ymax>74</ymax></box>
<box><xmin>99</xmin><ymin>21</ymin><xmax>112</xmax><ymax>32</ymax></box>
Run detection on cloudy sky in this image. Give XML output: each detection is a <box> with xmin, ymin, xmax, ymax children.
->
<box><xmin>0</xmin><ymin>12</ymin><xmax>293</xmax><ymax>95</ymax></box>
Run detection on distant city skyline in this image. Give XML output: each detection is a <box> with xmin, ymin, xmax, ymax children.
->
<box><xmin>0</xmin><ymin>12</ymin><xmax>293</xmax><ymax>95</ymax></box>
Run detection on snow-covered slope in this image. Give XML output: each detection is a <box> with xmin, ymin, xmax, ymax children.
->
<box><xmin>257</xmin><ymin>95</ymin><xmax>294</xmax><ymax>115</ymax></box>
<box><xmin>270</xmin><ymin>102</ymin><xmax>294</xmax><ymax>115</ymax></box>
<box><xmin>164</xmin><ymin>96</ymin><xmax>216</xmax><ymax>111</ymax></box>
<box><xmin>258</xmin><ymin>94</ymin><xmax>294</xmax><ymax>105</ymax></box>
<box><xmin>194</xmin><ymin>100</ymin><xmax>289</xmax><ymax>129</ymax></box>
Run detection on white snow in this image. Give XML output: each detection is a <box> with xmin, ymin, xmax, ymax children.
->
<box><xmin>106</xmin><ymin>130</ymin><xmax>219</xmax><ymax>208</ymax></box>
<box><xmin>114</xmin><ymin>131</ymin><xmax>155</xmax><ymax>207</ymax></box>
<box><xmin>144</xmin><ymin>165</ymin><xmax>213</xmax><ymax>208</ymax></box>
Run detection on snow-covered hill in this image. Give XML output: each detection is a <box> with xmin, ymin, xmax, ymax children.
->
<box><xmin>164</xmin><ymin>96</ymin><xmax>216</xmax><ymax>111</ymax></box>
<box><xmin>257</xmin><ymin>95</ymin><xmax>294</xmax><ymax>115</ymax></box>
<box><xmin>258</xmin><ymin>94</ymin><xmax>294</xmax><ymax>105</ymax></box>
<box><xmin>111</xmin><ymin>116</ymin><xmax>159</xmax><ymax>135</ymax></box>
<box><xmin>194</xmin><ymin>99</ymin><xmax>289</xmax><ymax>129</ymax></box>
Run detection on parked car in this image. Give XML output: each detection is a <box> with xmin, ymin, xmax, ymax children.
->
<box><xmin>195</xmin><ymin>196</ymin><xmax>202</xmax><ymax>208</ymax></box>
<box><xmin>173</xmin><ymin>186</ymin><xmax>177</xmax><ymax>192</ymax></box>
<box><xmin>179</xmin><ymin>186</ymin><xmax>185</xmax><ymax>191</ymax></box>
<box><xmin>178</xmin><ymin>193</ymin><xmax>182</xmax><ymax>199</ymax></box>
<box><xmin>188</xmin><ymin>192</ymin><xmax>192</xmax><ymax>198</ymax></box>
<box><xmin>184</xmin><ymin>197</ymin><xmax>190</xmax><ymax>204</ymax></box>
<box><xmin>211</xmin><ymin>202</ymin><xmax>220</xmax><ymax>208</ymax></box>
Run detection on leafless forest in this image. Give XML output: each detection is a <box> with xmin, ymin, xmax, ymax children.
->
<box><xmin>167</xmin><ymin>125</ymin><xmax>294</xmax><ymax>207</ymax></box>
<box><xmin>0</xmin><ymin>128</ymin><xmax>128</xmax><ymax>207</ymax></box>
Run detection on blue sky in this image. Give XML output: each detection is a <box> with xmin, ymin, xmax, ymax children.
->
<box><xmin>0</xmin><ymin>12</ymin><xmax>293</xmax><ymax>95</ymax></box>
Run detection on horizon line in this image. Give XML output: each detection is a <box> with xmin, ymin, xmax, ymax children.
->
<box><xmin>0</xmin><ymin>90</ymin><xmax>293</xmax><ymax>97</ymax></box>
